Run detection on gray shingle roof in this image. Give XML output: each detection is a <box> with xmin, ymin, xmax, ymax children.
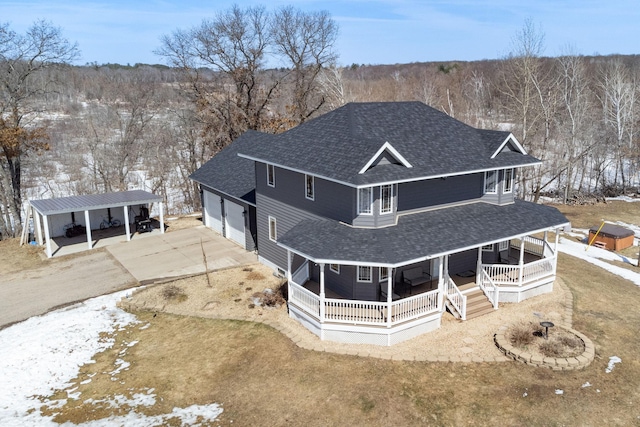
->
<box><xmin>189</xmin><ymin>131</ymin><xmax>264</xmax><ymax>205</ymax></box>
<box><xmin>237</xmin><ymin>102</ymin><xmax>539</xmax><ymax>186</ymax></box>
<box><xmin>276</xmin><ymin>200</ymin><xmax>570</xmax><ymax>266</ymax></box>
<box><xmin>30</xmin><ymin>190</ymin><xmax>163</xmax><ymax>216</ymax></box>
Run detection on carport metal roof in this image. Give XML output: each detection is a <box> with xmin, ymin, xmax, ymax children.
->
<box><xmin>30</xmin><ymin>190</ymin><xmax>163</xmax><ymax>216</ymax></box>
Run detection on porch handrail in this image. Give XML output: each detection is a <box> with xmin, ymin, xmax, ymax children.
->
<box><xmin>445</xmin><ymin>275</ymin><xmax>467</xmax><ymax>320</ymax></box>
<box><xmin>543</xmin><ymin>240</ymin><xmax>555</xmax><ymax>258</ymax></box>
<box><xmin>289</xmin><ymin>280</ymin><xmax>320</xmax><ymax>318</ymax></box>
<box><xmin>482</xmin><ymin>257</ymin><xmax>555</xmax><ymax>287</ymax></box>
<box><xmin>480</xmin><ymin>269</ymin><xmax>499</xmax><ymax>309</ymax></box>
<box><xmin>511</xmin><ymin>236</ymin><xmax>544</xmax><ymax>257</ymax></box>
<box><xmin>323</xmin><ymin>290</ymin><xmax>440</xmax><ymax>326</ymax></box>
<box><xmin>291</xmin><ymin>260</ymin><xmax>310</xmax><ymax>286</ymax></box>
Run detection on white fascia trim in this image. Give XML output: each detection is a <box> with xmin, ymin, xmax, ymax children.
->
<box><xmin>278</xmin><ymin>223</ymin><xmax>569</xmax><ymax>269</ymax></box>
<box><xmin>491</xmin><ymin>133</ymin><xmax>527</xmax><ymax>159</ymax></box>
<box><xmin>358</xmin><ymin>141</ymin><xmax>413</xmax><ymax>174</ymax></box>
<box><xmin>238</xmin><ymin>153</ymin><xmax>539</xmax><ymax>189</ymax></box>
<box><xmin>198</xmin><ymin>183</ymin><xmax>257</xmax><ymax>207</ymax></box>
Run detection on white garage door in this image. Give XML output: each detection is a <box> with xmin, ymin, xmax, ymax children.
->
<box><xmin>224</xmin><ymin>199</ymin><xmax>246</xmax><ymax>248</ymax></box>
<box><xmin>203</xmin><ymin>191</ymin><xmax>222</xmax><ymax>234</ymax></box>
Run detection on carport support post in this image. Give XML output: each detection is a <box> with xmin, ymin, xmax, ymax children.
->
<box><xmin>123</xmin><ymin>205</ymin><xmax>131</xmax><ymax>241</ymax></box>
<box><xmin>34</xmin><ymin>207</ymin><xmax>43</xmax><ymax>245</ymax></box>
<box><xmin>84</xmin><ymin>210</ymin><xmax>92</xmax><ymax>250</ymax></box>
<box><xmin>42</xmin><ymin>214</ymin><xmax>52</xmax><ymax>258</ymax></box>
<box><xmin>319</xmin><ymin>263</ymin><xmax>325</xmax><ymax>323</ymax></box>
<box><xmin>159</xmin><ymin>202</ymin><xmax>165</xmax><ymax>233</ymax></box>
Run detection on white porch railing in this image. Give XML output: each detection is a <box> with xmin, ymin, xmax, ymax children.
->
<box><xmin>445</xmin><ymin>275</ymin><xmax>467</xmax><ymax>320</ymax></box>
<box><xmin>511</xmin><ymin>236</ymin><xmax>544</xmax><ymax>257</ymax></box>
<box><xmin>482</xmin><ymin>257</ymin><xmax>555</xmax><ymax>287</ymax></box>
<box><xmin>479</xmin><ymin>269</ymin><xmax>499</xmax><ymax>309</ymax></box>
<box><xmin>288</xmin><ymin>281</ymin><xmax>440</xmax><ymax>327</ymax></box>
<box><xmin>289</xmin><ymin>280</ymin><xmax>320</xmax><ymax>318</ymax></box>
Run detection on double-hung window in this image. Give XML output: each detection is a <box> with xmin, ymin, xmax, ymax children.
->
<box><xmin>380</xmin><ymin>184</ymin><xmax>393</xmax><ymax>214</ymax></box>
<box><xmin>305</xmin><ymin>174</ymin><xmax>315</xmax><ymax>200</ymax></box>
<box><xmin>268</xmin><ymin>216</ymin><xmax>277</xmax><ymax>241</ymax></box>
<box><xmin>358</xmin><ymin>187</ymin><xmax>373</xmax><ymax>215</ymax></box>
<box><xmin>484</xmin><ymin>170</ymin><xmax>497</xmax><ymax>194</ymax></box>
<box><xmin>267</xmin><ymin>164</ymin><xmax>275</xmax><ymax>187</ymax></box>
<box><xmin>503</xmin><ymin>168</ymin><xmax>514</xmax><ymax>193</ymax></box>
<box><xmin>379</xmin><ymin>267</ymin><xmax>389</xmax><ymax>282</ymax></box>
<box><xmin>357</xmin><ymin>266</ymin><xmax>372</xmax><ymax>282</ymax></box>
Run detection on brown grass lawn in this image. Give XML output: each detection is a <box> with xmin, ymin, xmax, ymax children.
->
<box><xmin>23</xmin><ymin>204</ymin><xmax>640</xmax><ymax>425</ymax></box>
<box><xmin>43</xmin><ymin>255</ymin><xmax>640</xmax><ymax>426</ymax></box>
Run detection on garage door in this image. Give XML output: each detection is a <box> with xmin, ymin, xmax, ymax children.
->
<box><xmin>224</xmin><ymin>199</ymin><xmax>246</xmax><ymax>248</ymax></box>
<box><xmin>203</xmin><ymin>191</ymin><xmax>222</xmax><ymax>234</ymax></box>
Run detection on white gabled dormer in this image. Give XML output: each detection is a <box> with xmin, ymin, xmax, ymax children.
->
<box><xmin>490</xmin><ymin>134</ymin><xmax>527</xmax><ymax>159</ymax></box>
<box><xmin>358</xmin><ymin>141</ymin><xmax>413</xmax><ymax>174</ymax></box>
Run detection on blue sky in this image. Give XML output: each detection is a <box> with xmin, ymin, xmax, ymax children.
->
<box><xmin>2</xmin><ymin>0</ymin><xmax>639</xmax><ymax>66</ymax></box>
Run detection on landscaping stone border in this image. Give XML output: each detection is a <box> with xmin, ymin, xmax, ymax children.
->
<box><xmin>494</xmin><ymin>326</ymin><xmax>595</xmax><ymax>370</ymax></box>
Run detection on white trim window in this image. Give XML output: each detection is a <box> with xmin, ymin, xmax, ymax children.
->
<box><xmin>330</xmin><ymin>264</ymin><xmax>340</xmax><ymax>274</ymax></box>
<box><xmin>498</xmin><ymin>240</ymin><xmax>510</xmax><ymax>251</ymax></box>
<box><xmin>357</xmin><ymin>266</ymin><xmax>372</xmax><ymax>282</ymax></box>
<box><xmin>379</xmin><ymin>267</ymin><xmax>389</xmax><ymax>282</ymax></box>
<box><xmin>380</xmin><ymin>184</ymin><xmax>393</xmax><ymax>214</ymax></box>
<box><xmin>503</xmin><ymin>168</ymin><xmax>514</xmax><ymax>193</ymax></box>
<box><xmin>268</xmin><ymin>216</ymin><xmax>277</xmax><ymax>241</ymax></box>
<box><xmin>358</xmin><ymin>187</ymin><xmax>373</xmax><ymax>215</ymax></box>
<box><xmin>484</xmin><ymin>170</ymin><xmax>497</xmax><ymax>194</ymax></box>
<box><xmin>267</xmin><ymin>164</ymin><xmax>275</xmax><ymax>187</ymax></box>
<box><xmin>482</xmin><ymin>244</ymin><xmax>494</xmax><ymax>252</ymax></box>
<box><xmin>305</xmin><ymin>174</ymin><xmax>315</xmax><ymax>200</ymax></box>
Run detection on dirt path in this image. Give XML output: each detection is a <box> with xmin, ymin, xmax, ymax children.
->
<box><xmin>0</xmin><ymin>250</ymin><xmax>137</xmax><ymax>328</ymax></box>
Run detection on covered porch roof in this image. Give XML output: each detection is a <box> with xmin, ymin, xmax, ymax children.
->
<box><xmin>277</xmin><ymin>200</ymin><xmax>570</xmax><ymax>267</ymax></box>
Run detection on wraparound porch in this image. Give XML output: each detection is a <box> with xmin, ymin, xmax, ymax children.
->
<box><xmin>286</xmin><ymin>233</ymin><xmax>560</xmax><ymax>346</ymax></box>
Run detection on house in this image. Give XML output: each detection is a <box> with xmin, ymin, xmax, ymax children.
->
<box><xmin>191</xmin><ymin>102</ymin><xmax>570</xmax><ymax>346</ymax></box>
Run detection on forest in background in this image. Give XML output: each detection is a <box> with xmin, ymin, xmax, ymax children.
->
<box><xmin>2</xmin><ymin>12</ymin><xmax>640</xmax><ymax>238</ymax></box>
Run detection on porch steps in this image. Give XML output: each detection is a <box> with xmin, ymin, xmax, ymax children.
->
<box><xmin>463</xmin><ymin>288</ymin><xmax>495</xmax><ymax>320</ymax></box>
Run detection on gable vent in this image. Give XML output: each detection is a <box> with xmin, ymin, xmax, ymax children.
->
<box><xmin>359</xmin><ymin>141</ymin><xmax>413</xmax><ymax>174</ymax></box>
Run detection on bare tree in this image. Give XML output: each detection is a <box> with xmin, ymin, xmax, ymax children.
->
<box><xmin>0</xmin><ymin>20</ymin><xmax>79</xmax><ymax>237</ymax></box>
<box><xmin>272</xmin><ymin>6</ymin><xmax>338</xmax><ymax>124</ymax></box>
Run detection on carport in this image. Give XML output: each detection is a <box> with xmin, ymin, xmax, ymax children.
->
<box><xmin>29</xmin><ymin>190</ymin><xmax>165</xmax><ymax>258</ymax></box>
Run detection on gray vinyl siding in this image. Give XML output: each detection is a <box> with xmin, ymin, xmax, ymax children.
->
<box><xmin>397</xmin><ymin>174</ymin><xmax>483</xmax><ymax>213</ymax></box>
<box><xmin>448</xmin><ymin>249</ymin><xmax>478</xmax><ymax>275</ymax></box>
<box><xmin>310</xmin><ymin>264</ymin><xmax>357</xmax><ymax>299</ymax></box>
<box><xmin>256</xmin><ymin>163</ymin><xmax>354</xmax><ymax>223</ymax></box>
<box><xmin>256</xmin><ymin>192</ymin><xmax>323</xmax><ymax>270</ymax></box>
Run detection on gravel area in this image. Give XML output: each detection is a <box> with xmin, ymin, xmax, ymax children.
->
<box><xmin>121</xmin><ymin>262</ymin><xmax>572</xmax><ymax>362</ymax></box>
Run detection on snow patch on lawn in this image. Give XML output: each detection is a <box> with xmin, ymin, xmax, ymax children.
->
<box><xmin>0</xmin><ymin>289</ymin><xmax>223</xmax><ymax>426</ymax></box>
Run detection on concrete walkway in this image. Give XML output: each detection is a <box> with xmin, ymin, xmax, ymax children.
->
<box><xmin>0</xmin><ymin>227</ymin><xmax>256</xmax><ymax>328</ymax></box>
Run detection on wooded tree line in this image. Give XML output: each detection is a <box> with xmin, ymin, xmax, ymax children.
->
<box><xmin>2</xmin><ymin>13</ymin><xmax>640</xmax><ymax>238</ymax></box>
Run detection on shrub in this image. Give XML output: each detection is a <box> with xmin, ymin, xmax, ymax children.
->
<box><xmin>539</xmin><ymin>340</ymin><xmax>564</xmax><ymax>357</ymax></box>
<box><xmin>509</xmin><ymin>322</ymin><xmax>537</xmax><ymax>347</ymax></box>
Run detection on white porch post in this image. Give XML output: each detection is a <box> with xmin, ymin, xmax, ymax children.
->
<box><xmin>437</xmin><ymin>256</ymin><xmax>445</xmax><ymax>310</ymax></box>
<box><xmin>518</xmin><ymin>237</ymin><xmax>525</xmax><ymax>285</ymax></box>
<box><xmin>43</xmin><ymin>214</ymin><xmax>52</xmax><ymax>258</ymax></box>
<box><xmin>476</xmin><ymin>246</ymin><xmax>483</xmax><ymax>285</ymax></box>
<box><xmin>386</xmin><ymin>268</ymin><xmax>393</xmax><ymax>328</ymax></box>
<box><xmin>84</xmin><ymin>210</ymin><xmax>92</xmax><ymax>250</ymax></box>
<box><xmin>553</xmin><ymin>229</ymin><xmax>560</xmax><ymax>275</ymax></box>
<box><xmin>124</xmin><ymin>205</ymin><xmax>131</xmax><ymax>241</ymax></box>
<box><xmin>319</xmin><ymin>263</ymin><xmax>326</xmax><ymax>323</ymax></box>
<box><xmin>34</xmin><ymin>207</ymin><xmax>43</xmax><ymax>245</ymax></box>
<box><xmin>159</xmin><ymin>202</ymin><xmax>165</xmax><ymax>233</ymax></box>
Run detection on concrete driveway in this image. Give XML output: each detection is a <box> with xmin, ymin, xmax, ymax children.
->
<box><xmin>0</xmin><ymin>226</ymin><xmax>257</xmax><ymax>328</ymax></box>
